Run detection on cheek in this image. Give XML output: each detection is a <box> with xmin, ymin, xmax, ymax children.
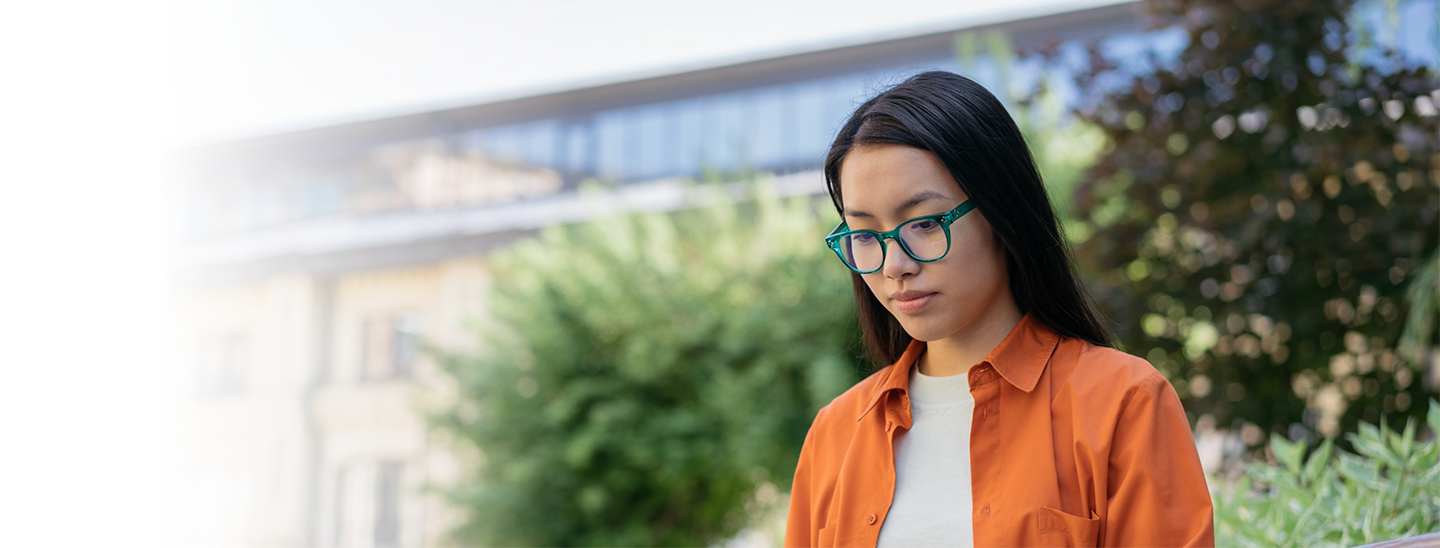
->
<box><xmin>958</xmin><ymin>221</ymin><xmax>1005</xmax><ymax>272</ymax></box>
<box><xmin>860</xmin><ymin>273</ymin><xmax>887</xmax><ymax>300</ymax></box>
<box><xmin>939</xmin><ymin>234</ymin><xmax>1007</xmax><ymax>289</ymax></box>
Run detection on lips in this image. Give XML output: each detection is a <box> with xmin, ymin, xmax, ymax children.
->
<box><xmin>890</xmin><ymin>290</ymin><xmax>937</xmax><ymax>314</ymax></box>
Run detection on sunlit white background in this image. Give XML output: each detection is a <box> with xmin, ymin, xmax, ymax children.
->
<box><xmin>173</xmin><ymin>0</ymin><xmax>1122</xmax><ymax>142</ymax></box>
<box><xmin>0</xmin><ymin>0</ymin><xmax>1120</xmax><ymax>545</ymax></box>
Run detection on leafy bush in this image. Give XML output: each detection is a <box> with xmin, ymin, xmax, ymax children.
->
<box><xmin>1046</xmin><ymin>0</ymin><xmax>1440</xmax><ymax>439</ymax></box>
<box><xmin>430</xmin><ymin>181</ymin><xmax>862</xmax><ymax>547</ymax></box>
<box><xmin>1214</xmin><ymin>400</ymin><xmax>1440</xmax><ymax>546</ymax></box>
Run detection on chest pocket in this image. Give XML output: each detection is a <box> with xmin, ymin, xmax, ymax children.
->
<box><xmin>817</xmin><ymin>524</ymin><xmax>836</xmax><ymax>548</ymax></box>
<box><xmin>1037</xmin><ymin>507</ymin><xmax>1100</xmax><ymax>547</ymax></box>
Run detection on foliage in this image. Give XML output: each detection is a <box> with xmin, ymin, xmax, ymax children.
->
<box><xmin>1213</xmin><ymin>400</ymin><xmax>1440</xmax><ymax>546</ymax></box>
<box><xmin>429</xmin><ymin>181</ymin><xmax>862</xmax><ymax>547</ymax></box>
<box><xmin>1047</xmin><ymin>0</ymin><xmax>1440</xmax><ymax>440</ymax></box>
<box><xmin>1400</xmin><ymin>248</ymin><xmax>1439</xmax><ymax>365</ymax></box>
<box><xmin>954</xmin><ymin>29</ymin><xmax>1109</xmax><ymax>228</ymax></box>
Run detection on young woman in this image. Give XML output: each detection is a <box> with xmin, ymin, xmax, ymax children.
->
<box><xmin>784</xmin><ymin>71</ymin><xmax>1213</xmax><ymax>547</ymax></box>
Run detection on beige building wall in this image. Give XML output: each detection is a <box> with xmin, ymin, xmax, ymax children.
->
<box><xmin>170</xmin><ymin>258</ymin><xmax>488</xmax><ymax>548</ymax></box>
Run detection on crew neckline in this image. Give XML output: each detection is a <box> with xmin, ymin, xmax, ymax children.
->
<box><xmin>908</xmin><ymin>366</ymin><xmax>973</xmax><ymax>407</ymax></box>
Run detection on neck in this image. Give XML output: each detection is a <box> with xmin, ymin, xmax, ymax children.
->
<box><xmin>917</xmin><ymin>297</ymin><xmax>1024</xmax><ymax>377</ymax></box>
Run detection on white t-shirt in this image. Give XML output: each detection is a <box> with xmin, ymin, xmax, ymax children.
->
<box><xmin>875</xmin><ymin>365</ymin><xmax>976</xmax><ymax>548</ymax></box>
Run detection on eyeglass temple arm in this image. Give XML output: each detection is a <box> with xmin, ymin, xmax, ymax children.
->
<box><xmin>943</xmin><ymin>200</ymin><xmax>976</xmax><ymax>223</ymax></box>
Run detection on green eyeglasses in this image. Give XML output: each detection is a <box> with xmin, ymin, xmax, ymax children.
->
<box><xmin>824</xmin><ymin>200</ymin><xmax>977</xmax><ymax>274</ymax></box>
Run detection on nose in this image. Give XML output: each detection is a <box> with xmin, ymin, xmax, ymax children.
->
<box><xmin>880</xmin><ymin>238</ymin><xmax>919</xmax><ymax>279</ymax></box>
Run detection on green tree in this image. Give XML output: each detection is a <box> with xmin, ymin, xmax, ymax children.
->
<box><xmin>430</xmin><ymin>181</ymin><xmax>862</xmax><ymax>547</ymax></box>
<box><xmin>1052</xmin><ymin>0</ymin><xmax>1440</xmax><ymax>442</ymax></box>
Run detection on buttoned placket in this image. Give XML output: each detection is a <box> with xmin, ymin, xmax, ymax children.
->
<box><xmin>968</xmin><ymin>362</ymin><xmax>1002</xmax><ymax>537</ymax></box>
<box><xmin>869</xmin><ymin>390</ymin><xmax>911</xmax><ymax>539</ymax></box>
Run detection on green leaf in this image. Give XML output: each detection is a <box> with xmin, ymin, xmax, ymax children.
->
<box><xmin>1349</xmin><ymin>425</ymin><xmax>1403</xmax><ymax>470</ymax></box>
<box><xmin>1271</xmin><ymin>434</ymin><xmax>1304</xmax><ymax>477</ymax></box>
<box><xmin>1429</xmin><ymin>400</ymin><xmax>1440</xmax><ymax>433</ymax></box>
<box><xmin>1399</xmin><ymin>418</ymin><xmax>1417</xmax><ymax>462</ymax></box>
<box><xmin>1302</xmin><ymin>438</ymin><xmax>1335</xmax><ymax>485</ymax></box>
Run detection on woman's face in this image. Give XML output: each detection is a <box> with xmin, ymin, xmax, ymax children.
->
<box><xmin>838</xmin><ymin>144</ymin><xmax>1013</xmax><ymax>343</ymax></box>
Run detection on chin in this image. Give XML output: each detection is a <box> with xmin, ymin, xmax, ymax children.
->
<box><xmin>891</xmin><ymin>315</ymin><xmax>956</xmax><ymax>343</ymax></box>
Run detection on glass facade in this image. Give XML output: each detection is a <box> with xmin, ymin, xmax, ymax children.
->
<box><xmin>177</xmin><ymin>0</ymin><xmax>1437</xmax><ymax>242</ymax></box>
<box><xmin>460</xmin><ymin>66</ymin><xmax>954</xmax><ymax>183</ymax></box>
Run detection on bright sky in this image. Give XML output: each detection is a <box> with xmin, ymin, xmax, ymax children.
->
<box><xmin>170</xmin><ymin>0</ymin><xmax>1128</xmax><ymax>144</ymax></box>
<box><xmin>1</xmin><ymin>1</ymin><xmax>1121</xmax><ymax>545</ymax></box>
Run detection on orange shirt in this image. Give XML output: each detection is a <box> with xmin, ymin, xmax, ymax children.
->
<box><xmin>785</xmin><ymin>314</ymin><xmax>1214</xmax><ymax>547</ymax></box>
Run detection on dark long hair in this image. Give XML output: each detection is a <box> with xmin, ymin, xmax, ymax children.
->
<box><xmin>824</xmin><ymin>70</ymin><xmax>1112</xmax><ymax>367</ymax></box>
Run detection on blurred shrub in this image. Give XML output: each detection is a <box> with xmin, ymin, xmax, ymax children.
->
<box><xmin>1213</xmin><ymin>400</ymin><xmax>1440</xmax><ymax>546</ymax></box>
<box><xmin>954</xmin><ymin>29</ymin><xmax>1109</xmax><ymax>228</ymax></box>
<box><xmin>430</xmin><ymin>181</ymin><xmax>861</xmax><ymax>547</ymax></box>
<box><xmin>1400</xmin><ymin>249</ymin><xmax>1439</xmax><ymax>367</ymax></box>
<box><xmin>1048</xmin><ymin>0</ymin><xmax>1440</xmax><ymax>440</ymax></box>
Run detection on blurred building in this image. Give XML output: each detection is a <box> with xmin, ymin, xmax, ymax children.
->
<box><xmin>165</xmin><ymin>1</ymin><xmax>1437</xmax><ymax>546</ymax></box>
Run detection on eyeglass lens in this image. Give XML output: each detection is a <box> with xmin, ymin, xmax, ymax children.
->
<box><xmin>837</xmin><ymin>219</ymin><xmax>948</xmax><ymax>272</ymax></box>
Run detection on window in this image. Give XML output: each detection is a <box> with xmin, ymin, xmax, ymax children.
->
<box><xmin>635</xmin><ymin>104</ymin><xmax>672</xmax><ymax>179</ymax></box>
<box><xmin>751</xmin><ymin>87</ymin><xmax>786</xmax><ymax>169</ymax></box>
<box><xmin>331</xmin><ymin>467</ymin><xmax>347</xmax><ymax>548</ymax></box>
<box><xmin>391</xmin><ymin>312</ymin><xmax>421</xmax><ymax>378</ymax></box>
<box><xmin>705</xmin><ymin>93</ymin><xmax>746</xmax><ymax>172</ymax></box>
<box><xmin>558</xmin><ymin>120</ymin><xmax>594</xmax><ymax>175</ymax></box>
<box><xmin>197</xmin><ymin>332</ymin><xmax>248</xmax><ymax>395</ymax></box>
<box><xmin>360</xmin><ymin>312</ymin><xmax>423</xmax><ymax>381</ymax></box>
<box><xmin>330</xmin><ymin>461</ymin><xmax>405</xmax><ymax>547</ymax></box>
<box><xmin>673</xmin><ymin>98</ymin><xmax>705</xmax><ymax>175</ymax></box>
<box><xmin>373</xmin><ymin>461</ymin><xmax>403</xmax><ymax>548</ymax></box>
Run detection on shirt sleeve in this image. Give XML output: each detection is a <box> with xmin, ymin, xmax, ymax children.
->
<box><xmin>1104</xmin><ymin>373</ymin><xmax>1215</xmax><ymax>547</ymax></box>
<box><xmin>784</xmin><ymin>418</ymin><xmax>819</xmax><ymax>548</ymax></box>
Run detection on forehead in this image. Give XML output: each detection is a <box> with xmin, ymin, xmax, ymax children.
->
<box><xmin>838</xmin><ymin>144</ymin><xmax>962</xmax><ymax>212</ymax></box>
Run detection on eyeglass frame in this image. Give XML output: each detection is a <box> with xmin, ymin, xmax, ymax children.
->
<box><xmin>824</xmin><ymin>200</ymin><xmax>977</xmax><ymax>274</ymax></box>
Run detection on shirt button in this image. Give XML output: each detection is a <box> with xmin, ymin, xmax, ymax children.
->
<box><xmin>866</xmin><ymin>514</ymin><xmax>877</xmax><ymax>525</ymax></box>
<box><xmin>982</xmin><ymin>506</ymin><xmax>990</xmax><ymax>517</ymax></box>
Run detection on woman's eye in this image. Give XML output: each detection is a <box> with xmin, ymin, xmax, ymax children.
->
<box><xmin>852</xmin><ymin>233</ymin><xmax>877</xmax><ymax>244</ymax></box>
<box><xmin>910</xmin><ymin>220</ymin><xmax>939</xmax><ymax>231</ymax></box>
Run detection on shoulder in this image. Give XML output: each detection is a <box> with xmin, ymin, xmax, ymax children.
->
<box><xmin>1048</xmin><ymin>337</ymin><xmax>1175</xmax><ymax>411</ymax></box>
<box><xmin>806</xmin><ymin>365</ymin><xmax>894</xmax><ymax>441</ymax></box>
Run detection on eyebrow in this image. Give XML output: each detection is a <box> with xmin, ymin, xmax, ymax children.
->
<box><xmin>844</xmin><ymin>189</ymin><xmax>951</xmax><ymax>219</ymax></box>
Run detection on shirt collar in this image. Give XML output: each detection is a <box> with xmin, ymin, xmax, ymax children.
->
<box><xmin>858</xmin><ymin>338</ymin><xmax>924</xmax><ymax>421</ymax></box>
<box><xmin>858</xmin><ymin>313</ymin><xmax>1061</xmax><ymax>421</ymax></box>
<box><xmin>984</xmin><ymin>313</ymin><xmax>1061</xmax><ymax>393</ymax></box>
